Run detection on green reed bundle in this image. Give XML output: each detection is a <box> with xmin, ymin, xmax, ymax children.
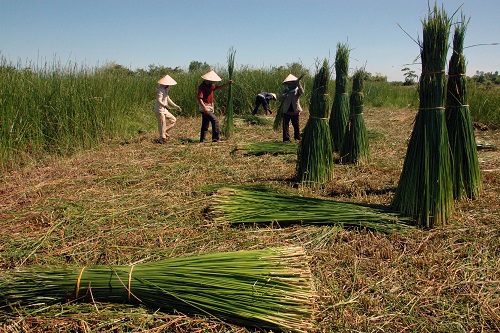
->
<box><xmin>1</xmin><ymin>247</ymin><xmax>314</xmax><ymax>332</ymax></box>
<box><xmin>340</xmin><ymin>68</ymin><xmax>370</xmax><ymax>164</ymax></box>
<box><xmin>297</xmin><ymin>59</ymin><xmax>334</xmax><ymax>185</ymax></box>
<box><xmin>211</xmin><ymin>187</ymin><xmax>413</xmax><ymax>234</ymax></box>
<box><xmin>446</xmin><ymin>16</ymin><xmax>482</xmax><ymax>200</ymax></box>
<box><xmin>392</xmin><ymin>4</ymin><xmax>454</xmax><ymax>228</ymax></box>
<box><xmin>222</xmin><ymin>47</ymin><xmax>236</xmax><ymax>138</ymax></box>
<box><xmin>234</xmin><ymin>141</ymin><xmax>298</xmax><ymax>156</ymax></box>
<box><xmin>329</xmin><ymin>42</ymin><xmax>350</xmax><ymax>152</ymax></box>
<box><xmin>273</xmin><ymin>98</ymin><xmax>286</xmax><ymax>131</ymax></box>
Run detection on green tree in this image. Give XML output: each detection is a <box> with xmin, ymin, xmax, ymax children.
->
<box><xmin>188</xmin><ymin>61</ymin><xmax>210</xmax><ymax>73</ymax></box>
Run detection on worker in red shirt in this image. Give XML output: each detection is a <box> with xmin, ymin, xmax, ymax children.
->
<box><xmin>197</xmin><ymin>70</ymin><xmax>233</xmax><ymax>143</ymax></box>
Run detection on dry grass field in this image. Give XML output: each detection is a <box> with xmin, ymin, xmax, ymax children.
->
<box><xmin>1</xmin><ymin>106</ymin><xmax>499</xmax><ymax>332</ymax></box>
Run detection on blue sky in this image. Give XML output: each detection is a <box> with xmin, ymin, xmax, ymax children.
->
<box><xmin>1</xmin><ymin>0</ymin><xmax>498</xmax><ymax>81</ymax></box>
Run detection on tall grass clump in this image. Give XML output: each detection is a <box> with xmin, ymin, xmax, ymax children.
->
<box><xmin>297</xmin><ymin>59</ymin><xmax>334</xmax><ymax>185</ymax></box>
<box><xmin>329</xmin><ymin>42</ymin><xmax>351</xmax><ymax>152</ymax></box>
<box><xmin>445</xmin><ymin>15</ymin><xmax>482</xmax><ymax>200</ymax></box>
<box><xmin>392</xmin><ymin>4</ymin><xmax>454</xmax><ymax>228</ymax></box>
<box><xmin>222</xmin><ymin>47</ymin><xmax>236</xmax><ymax>138</ymax></box>
<box><xmin>0</xmin><ymin>57</ymin><xmax>153</xmax><ymax>169</ymax></box>
<box><xmin>0</xmin><ymin>247</ymin><xmax>314</xmax><ymax>332</ymax></box>
<box><xmin>340</xmin><ymin>68</ymin><xmax>370</xmax><ymax>164</ymax></box>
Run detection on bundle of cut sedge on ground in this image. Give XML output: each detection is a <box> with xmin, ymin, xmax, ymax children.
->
<box><xmin>210</xmin><ymin>186</ymin><xmax>414</xmax><ymax>234</ymax></box>
<box><xmin>233</xmin><ymin>141</ymin><xmax>298</xmax><ymax>156</ymax></box>
<box><xmin>0</xmin><ymin>247</ymin><xmax>314</xmax><ymax>333</ymax></box>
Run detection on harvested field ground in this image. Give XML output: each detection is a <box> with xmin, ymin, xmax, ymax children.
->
<box><xmin>1</xmin><ymin>106</ymin><xmax>499</xmax><ymax>332</ymax></box>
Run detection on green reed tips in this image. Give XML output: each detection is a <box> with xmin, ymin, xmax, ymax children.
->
<box><xmin>392</xmin><ymin>4</ymin><xmax>454</xmax><ymax>228</ymax></box>
<box><xmin>0</xmin><ymin>247</ymin><xmax>314</xmax><ymax>332</ymax></box>
<box><xmin>222</xmin><ymin>47</ymin><xmax>236</xmax><ymax>139</ymax></box>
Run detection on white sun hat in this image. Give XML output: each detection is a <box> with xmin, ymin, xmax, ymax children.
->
<box><xmin>201</xmin><ymin>70</ymin><xmax>222</xmax><ymax>82</ymax></box>
<box><xmin>157</xmin><ymin>74</ymin><xmax>177</xmax><ymax>85</ymax></box>
<box><xmin>283</xmin><ymin>74</ymin><xmax>298</xmax><ymax>83</ymax></box>
<box><xmin>270</xmin><ymin>93</ymin><xmax>277</xmax><ymax>100</ymax></box>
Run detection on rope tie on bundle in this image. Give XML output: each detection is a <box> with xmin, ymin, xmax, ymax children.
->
<box><xmin>75</xmin><ymin>266</ymin><xmax>86</xmax><ymax>298</ymax></box>
<box><xmin>128</xmin><ymin>265</ymin><xmax>135</xmax><ymax>301</ymax></box>
<box><xmin>421</xmin><ymin>70</ymin><xmax>446</xmax><ymax>75</ymax></box>
<box><xmin>309</xmin><ymin>116</ymin><xmax>329</xmax><ymax>120</ymax></box>
<box><xmin>419</xmin><ymin>106</ymin><xmax>446</xmax><ymax>111</ymax></box>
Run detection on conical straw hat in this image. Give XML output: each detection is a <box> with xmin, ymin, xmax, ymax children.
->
<box><xmin>283</xmin><ymin>74</ymin><xmax>298</xmax><ymax>83</ymax></box>
<box><xmin>201</xmin><ymin>70</ymin><xmax>222</xmax><ymax>82</ymax></box>
<box><xmin>158</xmin><ymin>74</ymin><xmax>177</xmax><ymax>85</ymax></box>
<box><xmin>270</xmin><ymin>93</ymin><xmax>277</xmax><ymax>100</ymax></box>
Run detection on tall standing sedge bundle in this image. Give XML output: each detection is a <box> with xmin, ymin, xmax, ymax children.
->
<box><xmin>297</xmin><ymin>59</ymin><xmax>334</xmax><ymax>185</ymax></box>
<box><xmin>445</xmin><ymin>16</ymin><xmax>482</xmax><ymax>200</ymax></box>
<box><xmin>222</xmin><ymin>47</ymin><xmax>236</xmax><ymax>138</ymax></box>
<box><xmin>329</xmin><ymin>42</ymin><xmax>350</xmax><ymax>152</ymax></box>
<box><xmin>392</xmin><ymin>5</ymin><xmax>454</xmax><ymax>228</ymax></box>
<box><xmin>0</xmin><ymin>247</ymin><xmax>314</xmax><ymax>332</ymax></box>
<box><xmin>340</xmin><ymin>68</ymin><xmax>370</xmax><ymax>164</ymax></box>
<box><xmin>211</xmin><ymin>187</ymin><xmax>414</xmax><ymax>234</ymax></box>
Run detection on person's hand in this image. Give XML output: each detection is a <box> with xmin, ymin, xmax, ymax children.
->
<box><xmin>177</xmin><ymin>106</ymin><xmax>182</xmax><ymax>112</ymax></box>
<box><xmin>229</xmin><ymin>80</ymin><xmax>234</xmax><ymax>84</ymax></box>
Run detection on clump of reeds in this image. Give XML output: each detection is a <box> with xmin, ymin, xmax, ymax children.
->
<box><xmin>340</xmin><ymin>68</ymin><xmax>370</xmax><ymax>164</ymax></box>
<box><xmin>222</xmin><ymin>47</ymin><xmax>236</xmax><ymax>139</ymax></box>
<box><xmin>329</xmin><ymin>42</ymin><xmax>351</xmax><ymax>152</ymax></box>
<box><xmin>0</xmin><ymin>247</ymin><xmax>314</xmax><ymax>332</ymax></box>
<box><xmin>392</xmin><ymin>4</ymin><xmax>454</xmax><ymax>228</ymax></box>
<box><xmin>233</xmin><ymin>141</ymin><xmax>298</xmax><ymax>156</ymax></box>
<box><xmin>445</xmin><ymin>15</ymin><xmax>482</xmax><ymax>200</ymax></box>
<box><xmin>211</xmin><ymin>187</ymin><xmax>414</xmax><ymax>234</ymax></box>
<box><xmin>297</xmin><ymin>59</ymin><xmax>334</xmax><ymax>185</ymax></box>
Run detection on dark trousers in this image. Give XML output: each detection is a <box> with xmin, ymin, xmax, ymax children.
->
<box><xmin>252</xmin><ymin>95</ymin><xmax>268</xmax><ymax>115</ymax></box>
<box><xmin>283</xmin><ymin>113</ymin><xmax>300</xmax><ymax>142</ymax></box>
<box><xmin>200</xmin><ymin>112</ymin><xmax>220</xmax><ymax>142</ymax></box>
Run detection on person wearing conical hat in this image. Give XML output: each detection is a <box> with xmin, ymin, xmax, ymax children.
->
<box><xmin>197</xmin><ymin>69</ymin><xmax>233</xmax><ymax>143</ymax></box>
<box><xmin>154</xmin><ymin>74</ymin><xmax>182</xmax><ymax>143</ymax></box>
<box><xmin>252</xmin><ymin>92</ymin><xmax>277</xmax><ymax>116</ymax></box>
<box><xmin>278</xmin><ymin>74</ymin><xmax>304</xmax><ymax>142</ymax></box>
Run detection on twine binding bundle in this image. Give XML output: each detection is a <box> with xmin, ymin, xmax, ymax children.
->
<box><xmin>1</xmin><ymin>247</ymin><xmax>315</xmax><ymax>332</ymax></box>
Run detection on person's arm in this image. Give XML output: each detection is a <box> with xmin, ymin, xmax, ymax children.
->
<box><xmin>214</xmin><ymin>80</ymin><xmax>234</xmax><ymax>91</ymax></box>
<box><xmin>167</xmin><ymin>96</ymin><xmax>181</xmax><ymax>111</ymax></box>
<box><xmin>297</xmin><ymin>82</ymin><xmax>304</xmax><ymax>96</ymax></box>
